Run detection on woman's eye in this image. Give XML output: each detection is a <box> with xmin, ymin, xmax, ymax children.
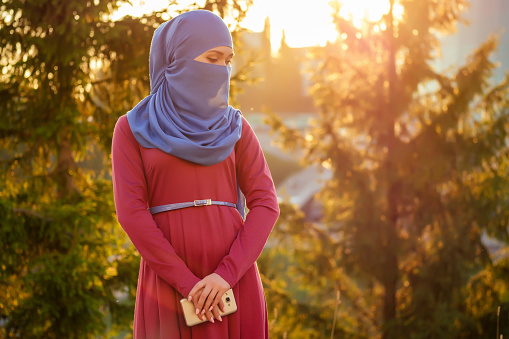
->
<box><xmin>207</xmin><ymin>57</ymin><xmax>218</xmax><ymax>63</ymax></box>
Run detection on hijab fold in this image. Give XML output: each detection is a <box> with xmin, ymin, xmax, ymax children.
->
<box><xmin>126</xmin><ymin>10</ymin><xmax>245</xmax><ymax>217</ymax></box>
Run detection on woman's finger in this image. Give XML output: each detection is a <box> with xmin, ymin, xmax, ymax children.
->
<box><xmin>196</xmin><ymin>286</ymin><xmax>212</xmax><ymax>314</ymax></box>
<box><xmin>189</xmin><ymin>287</ymin><xmax>204</xmax><ymax>314</ymax></box>
<box><xmin>188</xmin><ymin>281</ymin><xmax>205</xmax><ymax>301</ymax></box>
<box><xmin>205</xmin><ymin>310</ymin><xmax>215</xmax><ymax>323</ymax></box>
<box><xmin>207</xmin><ymin>289</ymin><xmax>225</xmax><ymax>312</ymax></box>
<box><xmin>189</xmin><ymin>286</ymin><xmax>204</xmax><ymax>302</ymax></box>
<box><xmin>217</xmin><ymin>298</ymin><xmax>225</xmax><ymax>313</ymax></box>
<box><xmin>211</xmin><ymin>305</ymin><xmax>222</xmax><ymax>322</ymax></box>
<box><xmin>201</xmin><ymin>289</ymin><xmax>218</xmax><ymax>316</ymax></box>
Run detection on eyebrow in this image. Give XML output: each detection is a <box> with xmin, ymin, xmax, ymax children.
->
<box><xmin>207</xmin><ymin>49</ymin><xmax>235</xmax><ymax>58</ymax></box>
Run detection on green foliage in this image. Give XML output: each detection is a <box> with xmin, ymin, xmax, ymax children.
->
<box><xmin>265</xmin><ymin>0</ymin><xmax>509</xmax><ymax>338</ymax></box>
<box><xmin>261</xmin><ymin>202</ymin><xmax>380</xmax><ymax>338</ymax></box>
<box><xmin>0</xmin><ymin>183</ymin><xmax>139</xmax><ymax>338</ymax></box>
<box><xmin>0</xmin><ymin>0</ymin><xmax>161</xmax><ymax>335</ymax></box>
<box><xmin>0</xmin><ymin>0</ymin><xmax>257</xmax><ymax>336</ymax></box>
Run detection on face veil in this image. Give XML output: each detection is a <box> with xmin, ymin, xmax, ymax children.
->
<box><xmin>126</xmin><ymin>10</ymin><xmax>242</xmax><ymax>167</ymax></box>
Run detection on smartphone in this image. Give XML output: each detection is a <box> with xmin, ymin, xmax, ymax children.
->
<box><xmin>180</xmin><ymin>289</ymin><xmax>237</xmax><ymax>327</ymax></box>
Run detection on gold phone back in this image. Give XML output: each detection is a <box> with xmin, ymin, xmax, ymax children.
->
<box><xmin>180</xmin><ymin>289</ymin><xmax>237</xmax><ymax>326</ymax></box>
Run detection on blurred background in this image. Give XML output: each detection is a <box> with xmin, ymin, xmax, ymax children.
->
<box><xmin>1</xmin><ymin>0</ymin><xmax>508</xmax><ymax>338</ymax></box>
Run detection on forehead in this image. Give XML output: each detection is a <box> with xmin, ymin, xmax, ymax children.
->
<box><xmin>170</xmin><ymin>11</ymin><xmax>233</xmax><ymax>60</ymax></box>
<box><xmin>201</xmin><ymin>46</ymin><xmax>234</xmax><ymax>55</ymax></box>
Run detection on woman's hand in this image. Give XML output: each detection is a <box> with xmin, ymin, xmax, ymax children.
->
<box><xmin>187</xmin><ymin>273</ymin><xmax>231</xmax><ymax>323</ymax></box>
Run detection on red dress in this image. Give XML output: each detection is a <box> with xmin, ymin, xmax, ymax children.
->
<box><xmin>112</xmin><ymin>115</ymin><xmax>279</xmax><ymax>338</ymax></box>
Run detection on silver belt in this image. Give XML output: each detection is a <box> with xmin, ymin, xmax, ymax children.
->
<box><xmin>148</xmin><ymin>199</ymin><xmax>236</xmax><ymax>215</ymax></box>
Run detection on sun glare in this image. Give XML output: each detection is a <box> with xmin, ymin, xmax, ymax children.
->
<box><xmin>241</xmin><ymin>0</ymin><xmax>338</xmax><ymax>52</ymax></box>
<box><xmin>337</xmin><ymin>0</ymin><xmax>404</xmax><ymax>27</ymax></box>
<box><xmin>114</xmin><ymin>0</ymin><xmax>400</xmax><ymax>53</ymax></box>
<box><xmin>242</xmin><ymin>0</ymin><xmax>401</xmax><ymax>52</ymax></box>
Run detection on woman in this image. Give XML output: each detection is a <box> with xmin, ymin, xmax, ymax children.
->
<box><xmin>111</xmin><ymin>9</ymin><xmax>279</xmax><ymax>338</ymax></box>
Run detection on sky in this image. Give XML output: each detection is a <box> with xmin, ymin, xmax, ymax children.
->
<box><xmin>113</xmin><ymin>0</ymin><xmax>394</xmax><ymax>53</ymax></box>
<box><xmin>241</xmin><ymin>0</ymin><xmax>394</xmax><ymax>51</ymax></box>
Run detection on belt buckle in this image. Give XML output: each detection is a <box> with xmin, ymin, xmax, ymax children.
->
<box><xmin>194</xmin><ymin>199</ymin><xmax>212</xmax><ymax>207</ymax></box>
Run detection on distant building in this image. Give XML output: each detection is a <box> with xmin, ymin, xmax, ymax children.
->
<box><xmin>276</xmin><ymin>164</ymin><xmax>332</xmax><ymax>223</ymax></box>
<box><xmin>235</xmin><ymin>0</ymin><xmax>509</xmax><ymax>116</ymax></box>
<box><xmin>233</xmin><ymin>18</ymin><xmax>316</xmax><ymax>115</ymax></box>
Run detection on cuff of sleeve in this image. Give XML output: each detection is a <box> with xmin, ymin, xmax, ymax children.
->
<box><xmin>214</xmin><ymin>265</ymin><xmax>236</xmax><ymax>290</ymax></box>
<box><xmin>179</xmin><ymin>275</ymin><xmax>202</xmax><ymax>298</ymax></box>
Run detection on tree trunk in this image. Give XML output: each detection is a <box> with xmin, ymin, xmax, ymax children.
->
<box><xmin>55</xmin><ymin>126</ymin><xmax>79</xmax><ymax>200</ymax></box>
<box><xmin>382</xmin><ymin>255</ymin><xmax>398</xmax><ymax>339</ymax></box>
<box><xmin>382</xmin><ymin>182</ymin><xmax>399</xmax><ymax>338</ymax></box>
<box><xmin>382</xmin><ymin>1</ymin><xmax>399</xmax><ymax>338</ymax></box>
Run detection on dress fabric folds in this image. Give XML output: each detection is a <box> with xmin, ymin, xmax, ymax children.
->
<box><xmin>112</xmin><ymin>115</ymin><xmax>279</xmax><ymax>338</ymax></box>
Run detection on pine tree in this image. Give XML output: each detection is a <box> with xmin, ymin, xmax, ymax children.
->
<box><xmin>0</xmin><ymin>0</ymin><xmax>254</xmax><ymax>337</ymax></box>
<box><xmin>0</xmin><ymin>1</ymin><xmax>157</xmax><ymax>336</ymax></box>
<box><xmin>265</xmin><ymin>0</ymin><xmax>509</xmax><ymax>337</ymax></box>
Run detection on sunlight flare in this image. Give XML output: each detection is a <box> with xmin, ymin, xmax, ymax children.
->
<box><xmin>114</xmin><ymin>0</ymin><xmax>401</xmax><ymax>52</ymax></box>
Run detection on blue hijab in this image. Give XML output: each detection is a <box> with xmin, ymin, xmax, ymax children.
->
<box><xmin>127</xmin><ymin>10</ymin><xmax>245</xmax><ymax>217</ymax></box>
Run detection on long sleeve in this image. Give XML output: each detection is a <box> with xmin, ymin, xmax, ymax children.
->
<box><xmin>111</xmin><ymin>115</ymin><xmax>200</xmax><ymax>297</ymax></box>
<box><xmin>214</xmin><ymin>117</ymin><xmax>280</xmax><ymax>287</ymax></box>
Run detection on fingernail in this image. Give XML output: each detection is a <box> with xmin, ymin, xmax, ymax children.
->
<box><xmin>218</xmin><ymin>315</ymin><xmax>222</xmax><ymax>322</ymax></box>
<box><xmin>196</xmin><ymin>308</ymin><xmax>200</xmax><ymax>315</ymax></box>
<box><xmin>210</xmin><ymin>318</ymin><xmax>215</xmax><ymax>323</ymax></box>
<box><xmin>188</xmin><ymin>296</ymin><xmax>192</xmax><ymax>301</ymax></box>
<box><xmin>208</xmin><ymin>306</ymin><xmax>213</xmax><ymax>312</ymax></box>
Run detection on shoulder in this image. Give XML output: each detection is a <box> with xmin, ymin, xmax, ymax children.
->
<box><xmin>236</xmin><ymin>116</ymin><xmax>262</xmax><ymax>152</ymax></box>
<box><xmin>113</xmin><ymin>115</ymin><xmax>138</xmax><ymax>147</ymax></box>
<box><xmin>240</xmin><ymin>116</ymin><xmax>256</xmax><ymax>139</ymax></box>
<box><xmin>114</xmin><ymin>114</ymin><xmax>129</xmax><ymax>131</ymax></box>
<box><xmin>114</xmin><ymin>115</ymin><xmax>133</xmax><ymax>137</ymax></box>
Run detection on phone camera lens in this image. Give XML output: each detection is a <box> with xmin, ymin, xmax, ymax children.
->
<box><xmin>226</xmin><ymin>297</ymin><xmax>231</xmax><ymax>302</ymax></box>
